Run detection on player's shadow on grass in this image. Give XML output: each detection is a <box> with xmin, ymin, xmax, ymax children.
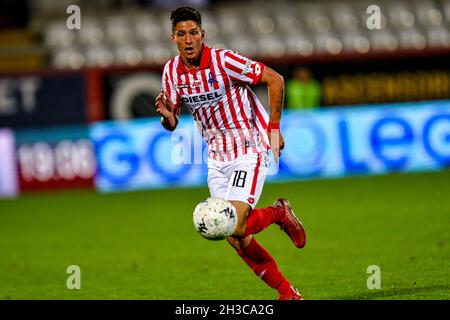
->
<box><xmin>331</xmin><ymin>285</ymin><xmax>450</xmax><ymax>300</ymax></box>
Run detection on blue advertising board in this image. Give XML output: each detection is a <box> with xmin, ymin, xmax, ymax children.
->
<box><xmin>271</xmin><ymin>100</ymin><xmax>450</xmax><ymax>182</ymax></box>
<box><xmin>91</xmin><ymin>100</ymin><xmax>450</xmax><ymax>193</ymax></box>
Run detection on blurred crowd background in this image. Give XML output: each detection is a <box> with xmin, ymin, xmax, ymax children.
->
<box><xmin>0</xmin><ymin>0</ymin><xmax>449</xmax><ymax>197</ymax></box>
<box><xmin>1</xmin><ymin>0</ymin><xmax>449</xmax><ymax>116</ymax></box>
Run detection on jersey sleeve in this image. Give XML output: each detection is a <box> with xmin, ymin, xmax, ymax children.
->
<box><xmin>162</xmin><ymin>61</ymin><xmax>181</xmax><ymax>110</ymax></box>
<box><xmin>222</xmin><ymin>50</ymin><xmax>265</xmax><ymax>86</ymax></box>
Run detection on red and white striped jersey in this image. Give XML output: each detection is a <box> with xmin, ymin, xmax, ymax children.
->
<box><xmin>162</xmin><ymin>44</ymin><xmax>270</xmax><ymax>161</ymax></box>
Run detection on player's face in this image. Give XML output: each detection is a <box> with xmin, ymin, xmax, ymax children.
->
<box><xmin>172</xmin><ymin>20</ymin><xmax>204</xmax><ymax>65</ymax></box>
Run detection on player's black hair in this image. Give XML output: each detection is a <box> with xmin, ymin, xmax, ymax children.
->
<box><xmin>170</xmin><ymin>7</ymin><xmax>202</xmax><ymax>32</ymax></box>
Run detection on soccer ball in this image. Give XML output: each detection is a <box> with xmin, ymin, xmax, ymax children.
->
<box><xmin>193</xmin><ymin>198</ymin><xmax>238</xmax><ymax>240</ymax></box>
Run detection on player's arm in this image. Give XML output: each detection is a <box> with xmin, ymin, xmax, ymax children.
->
<box><xmin>157</xmin><ymin>62</ymin><xmax>180</xmax><ymax>132</ymax></box>
<box><xmin>222</xmin><ymin>51</ymin><xmax>285</xmax><ymax>161</ymax></box>
<box><xmin>155</xmin><ymin>91</ymin><xmax>179</xmax><ymax>132</ymax></box>
<box><xmin>260</xmin><ymin>66</ymin><xmax>285</xmax><ymax>162</ymax></box>
<box><xmin>260</xmin><ymin>66</ymin><xmax>284</xmax><ymax>125</ymax></box>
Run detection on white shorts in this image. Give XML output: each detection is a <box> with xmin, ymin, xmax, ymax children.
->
<box><xmin>207</xmin><ymin>151</ymin><xmax>269</xmax><ymax>209</ymax></box>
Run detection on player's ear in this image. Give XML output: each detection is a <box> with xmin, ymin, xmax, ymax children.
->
<box><xmin>201</xmin><ymin>29</ymin><xmax>205</xmax><ymax>39</ymax></box>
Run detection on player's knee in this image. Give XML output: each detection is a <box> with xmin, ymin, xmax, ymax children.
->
<box><xmin>227</xmin><ymin>236</ymin><xmax>241</xmax><ymax>251</ymax></box>
<box><xmin>232</xmin><ymin>223</ymin><xmax>247</xmax><ymax>238</ymax></box>
<box><xmin>230</xmin><ymin>201</ymin><xmax>250</xmax><ymax>238</ymax></box>
<box><xmin>232</xmin><ymin>216</ymin><xmax>249</xmax><ymax>238</ymax></box>
<box><xmin>228</xmin><ymin>234</ymin><xmax>252</xmax><ymax>252</ymax></box>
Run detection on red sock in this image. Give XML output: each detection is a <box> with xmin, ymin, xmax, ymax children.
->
<box><xmin>237</xmin><ymin>237</ymin><xmax>291</xmax><ymax>294</ymax></box>
<box><xmin>245</xmin><ymin>206</ymin><xmax>284</xmax><ymax>237</ymax></box>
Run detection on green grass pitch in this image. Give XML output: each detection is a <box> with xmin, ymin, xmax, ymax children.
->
<box><xmin>1</xmin><ymin>170</ymin><xmax>449</xmax><ymax>300</ymax></box>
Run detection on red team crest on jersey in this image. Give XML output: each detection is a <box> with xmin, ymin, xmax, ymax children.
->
<box><xmin>176</xmin><ymin>80</ymin><xmax>202</xmax><ymax>89</ymax></box>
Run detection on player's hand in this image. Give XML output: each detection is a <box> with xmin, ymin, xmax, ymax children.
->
<box><xmin>267</xmin><ymin>123</ymin><xmax>285</xmax><ymax>164</ymax></box>
<box><xmin>155</xmin><ymin>91</ymin><xmax>175</xmax><ymax>120</ymax></box>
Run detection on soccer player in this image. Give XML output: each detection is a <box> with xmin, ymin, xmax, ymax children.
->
<box><xmin>155</xmin><ymin>7</ymin><xmax>307</xmax><ymax>300</ymax></box>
